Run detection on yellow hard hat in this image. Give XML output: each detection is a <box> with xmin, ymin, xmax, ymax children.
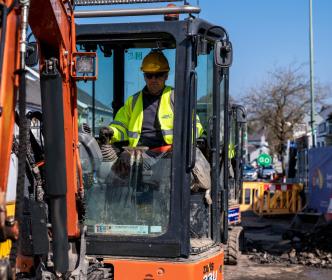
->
<box><xmin>141</xmin><ymin>51</ymin><xmax>170</xmax><ymax>73</ymax></box>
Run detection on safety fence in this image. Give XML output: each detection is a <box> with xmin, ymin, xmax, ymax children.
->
<box><xmin>240</xmin><ymin>181</ymin><xmax>303</xmax><ymax>216</ymax></box>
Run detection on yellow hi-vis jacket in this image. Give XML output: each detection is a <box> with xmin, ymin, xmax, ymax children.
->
<box><xmin>109</xmin><ymin>86</ymin><xmax>204</xmax><ymax>147</ymax></box>
<box><xmin>228</xmin><ymin>143</ymin><xmax>236</xmax><ymax>159</ymax></box>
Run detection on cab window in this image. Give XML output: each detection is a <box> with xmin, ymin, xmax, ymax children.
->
<box><xmin>77</xmin><ymin>47</ymin><xmax>114</xmax><ymax>136</ymax></box>
<box><xmin>124</xmin><ymin>48</ymin><xmax>175</xmax><ymax>99</ymax></box>
<box><xmin>77</xmin><ymin>43</ymin><xmax>176</xmax><ymax>237</ymax></box>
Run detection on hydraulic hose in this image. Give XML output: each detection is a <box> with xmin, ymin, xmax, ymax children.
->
<box><xmin>10</xmin><ymin>68</ymin><xmax>27</xmax><ymax>272</ymax></box>
<box><xmin>10</xmin><ymin>0</ymin><xmax>30</xmax><ymax>271</ymax></box>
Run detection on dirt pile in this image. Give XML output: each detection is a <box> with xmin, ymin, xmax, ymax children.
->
<box><xmin>247</xmin><ymin>223</ymin><xmax>332</xmax><ymax>268</ymax></box>
<box><xmin>299</xmin><ymin>224</ymin><xmax>332</xmax><ymax>252</ymax></box>
<box><xmin>248</xmin><ymin>249</ymin><xmax>332</xmax><ymax>268</ymax></box>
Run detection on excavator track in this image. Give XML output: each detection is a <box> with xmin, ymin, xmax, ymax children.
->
<box><xmin>224</xmin><ymin>226</ymin><xmax>244</xmax><ymax>265</ymax></box>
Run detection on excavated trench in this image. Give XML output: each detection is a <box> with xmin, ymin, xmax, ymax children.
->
<box><xmin>224</xmin><ymin>213</ymin><xmax>332</xmax><ymax>280</ymax></box>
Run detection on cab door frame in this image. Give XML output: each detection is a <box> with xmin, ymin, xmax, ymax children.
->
<box><xmin>77</xmin><ymin>19</ymin><xmax>194</xmax><ymax>258</ymax></box>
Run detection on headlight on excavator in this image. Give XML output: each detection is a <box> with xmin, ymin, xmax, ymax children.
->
<box><xmin>71</xmin><ymin>52</ymin><xmax>97</xmax><ymax>81</ymax></box>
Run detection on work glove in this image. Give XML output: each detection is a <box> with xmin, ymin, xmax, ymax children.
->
<box><xmin>99</xmin><ymin>127</ymin><xmax>114</xmax><ymax>145</ymax></box>
<box><xmin>112</xmin><ymin>150</ymin><xmax>131</xmax><ymax>179</ymax></box>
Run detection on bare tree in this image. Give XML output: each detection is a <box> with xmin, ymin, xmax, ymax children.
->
<box><xmin>243</xmin><ymin>64</ymin><xmax>328</xmax><ymax>175</ymax></box>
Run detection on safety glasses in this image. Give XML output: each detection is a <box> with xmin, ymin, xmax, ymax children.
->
<box><xmin>144</xmin><ymin>72</ymin><xmax>167</xmax><ymax>79</ymax></box>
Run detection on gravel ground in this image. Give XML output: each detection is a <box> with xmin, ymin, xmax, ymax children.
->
<box><xmin>224</xmin><ymin>254</ymin><xmax>332</xmax><ymax>280</ymax></box>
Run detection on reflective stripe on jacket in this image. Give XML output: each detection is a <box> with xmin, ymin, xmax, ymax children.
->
<box><xmin>228</xmin><ymin>143</ymin><xmax>236</xmax><ymax>159</ymax></box>
<box><xmin>110</xmin><ymin>86</ymin><xmax>204</xmax><ymax>147</ymax></box>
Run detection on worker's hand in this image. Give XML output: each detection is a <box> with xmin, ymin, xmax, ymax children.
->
<box><xmin>112</xmin><ymin>150</ymin><xmax>131</xmax><ymax>179</ymax></box>
<box><xmin>99</xmin><ymin>127</ymin><xmax>114</xmax><ymax>145</ymax></box>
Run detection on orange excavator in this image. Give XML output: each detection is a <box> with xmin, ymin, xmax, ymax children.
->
<box><xmin>0</xmin><ymin>1</ymin><xmax>234</xmax><ymax>279</ymax></box>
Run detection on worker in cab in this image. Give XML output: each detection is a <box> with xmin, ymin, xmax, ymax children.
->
<box><xmin>100</xmin><ymin>50</ymin><xmax>204</xmax><ymax>149</ymax></box>
<box><xmin>99</xmin><ymin>50</ymin><xmax>211</xmax><ymax>204</ymax></box>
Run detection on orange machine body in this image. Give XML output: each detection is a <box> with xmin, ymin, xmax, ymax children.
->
<box><xmin>0</xmin><ymin>0</ymin><xmax>20</xmax><ymax>195</ymax></box>
<box><xmin>104</xmin><ymin>248</ymin><xmax>224</xmax><ymax>280</ymax></box>
<box><xmin>0</xmin><ymin>1</ymin><xmax>80</xmax><ymax>236</ymax></box>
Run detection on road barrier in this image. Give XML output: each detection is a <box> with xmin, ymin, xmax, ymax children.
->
<box><xmin>240</xmin><ymin>181</ymin><xmax>303</xmax><ymax>215</ymax></box>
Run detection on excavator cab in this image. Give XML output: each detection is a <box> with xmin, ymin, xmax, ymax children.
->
<box><xmin>0</xmin><ymin>0</ymin><xmax>233</xmax><ymax>279</ymax></box>
<box><xmin>74</xmin><ymin>1</ymin><xmax>233</xmax><ymax>278</ymax></box>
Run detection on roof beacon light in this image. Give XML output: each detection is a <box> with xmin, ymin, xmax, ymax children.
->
<box><xmin>74</xmin><ymin>0</ymin><xmax>183</xmax><ymax>6</ymax></box>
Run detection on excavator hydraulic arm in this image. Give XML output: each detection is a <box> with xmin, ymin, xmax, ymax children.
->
<box><xmin>0</xmin><ymin>0</ymin><xmax>20</xmax><ymax>243</ymax></box>
<box><xmin>29</xmin><ymin>0</ymin><xmax>80</xmax><ymax>239</ymax></box>
<box><xmin>0</xmin><ymin>0</ymin><xmax>80</xmax><ymax>275</ymax></box>
<box><xmin>0</xmin><ymin>0</ymin><xmax>20</xmax><ymax>207</ymax></box>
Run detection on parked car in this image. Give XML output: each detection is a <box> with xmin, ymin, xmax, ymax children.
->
<box><xmin>258</xmin><ymin>165</ymin><xmax>276</xmax><ymax>179</ymax></box>
<box><xmin>243</xmin><ymin>165</ymin><xmax>258</xmax><ymax>181</ymax></box>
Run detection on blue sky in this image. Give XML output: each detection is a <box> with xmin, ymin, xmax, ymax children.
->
<box><xmin>76</xmin><ymin>0</ymin><xmax>332</xmax><ymax>100</ymax></box>
<box><xmin>197</xmin><ymin>0</ymin><xmax>332</xmax><ymax>99</ymax></box>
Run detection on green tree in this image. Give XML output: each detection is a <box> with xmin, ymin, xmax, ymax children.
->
<box><xmin>243</xmin><ymin>64</ymin><xmax>329</xmax><ymax>175</ymax></box>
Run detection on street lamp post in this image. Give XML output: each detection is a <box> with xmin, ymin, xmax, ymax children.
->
<box><xmin>309</xmin><ymin>0</ymin><xmax>316</xmax><ymax>147</ymax></box>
